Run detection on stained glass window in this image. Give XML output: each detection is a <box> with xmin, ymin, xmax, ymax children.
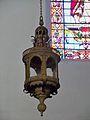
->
<box><xmin>50</xmin><ymin>0</ymin><xmax>90</xmax><ymax>60</ymax></box>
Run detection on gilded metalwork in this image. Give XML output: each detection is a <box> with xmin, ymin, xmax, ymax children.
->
<box><xmin>22</xmin><ymin>0</ymin><xmax>60</xmax><ymax>116</ymax></box>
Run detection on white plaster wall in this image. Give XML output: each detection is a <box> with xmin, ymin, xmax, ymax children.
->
<box><xmin>0</xmin><ymin>0</ymin><xmax>90</xmax><ymax>120</ymax></box>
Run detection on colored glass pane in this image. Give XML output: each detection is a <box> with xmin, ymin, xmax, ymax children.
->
<box><xmin>50</xmin><ymin>0</ymin><xmax>90</xmax><ymax>60</ymax></box>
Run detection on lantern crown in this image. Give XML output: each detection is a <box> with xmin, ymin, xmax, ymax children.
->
<box><xmin>32</xmin><ymin>0</ymin><xmax>49</xmax><ymax>48</ymax></box>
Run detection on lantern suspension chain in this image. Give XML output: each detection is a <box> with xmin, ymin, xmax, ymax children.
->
<box><xmin>40</xmin><ymin>0</ymin><xmax>42</xmax><ymax>17</ymax></box>
<box><xmin>39</xmin><ymin>0</ymin><xmax>44</xmax><ymax>26</ymax></box>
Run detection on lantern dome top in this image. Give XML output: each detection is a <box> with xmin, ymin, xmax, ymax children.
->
<box><xmin>32</xmin><ymin>0</ymin><xmax>49</xmax><ymax>47</ymax></box>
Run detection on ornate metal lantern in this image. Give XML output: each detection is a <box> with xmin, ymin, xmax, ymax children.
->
<box><xmin>22</xmin><ymin>0</ymin><xmax>60</xmax><ymax>116</ymax></box>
